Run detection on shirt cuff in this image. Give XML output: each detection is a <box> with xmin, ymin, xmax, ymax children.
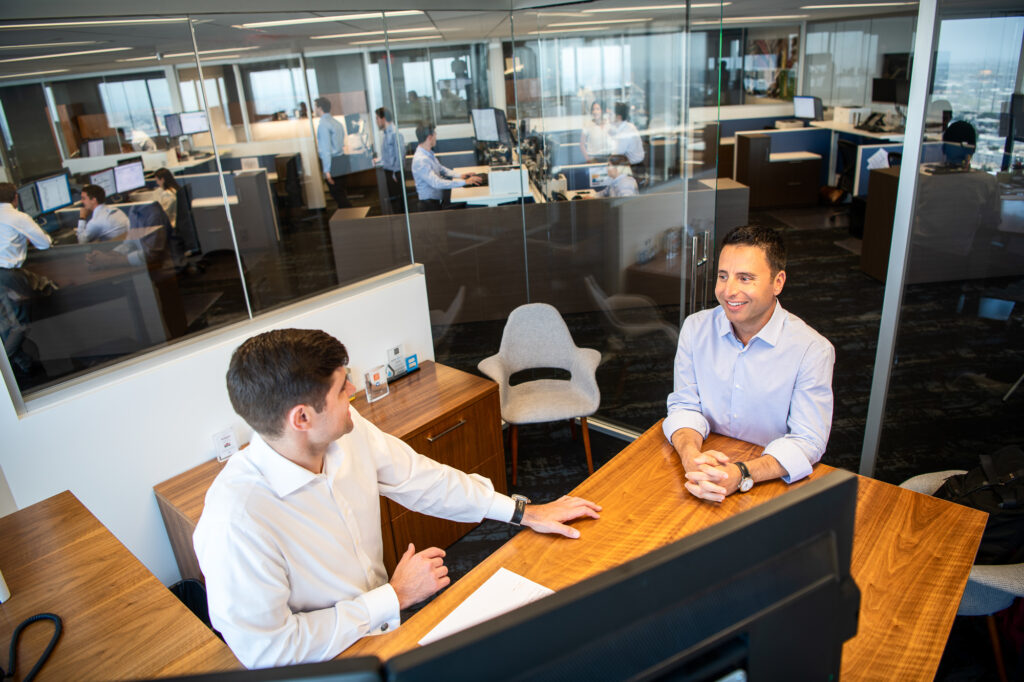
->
<box><xmin>763</xmin><ymin>437</ymin><xmax>815</xmax><ymax>483</ymax></box>
<box><xmin>662</xmin><ymin>410</ymin><xmax>709</xmax><ymax>442</ymax></box>
<box><xmin>357</xmin><ymin>582</ymin><xmax>400</xmax><ymax>636</ymax></box>
<box><xmin>484</xmin><ymin>492</ymin><xmax>516</xmax><ymax>523</ymax></box>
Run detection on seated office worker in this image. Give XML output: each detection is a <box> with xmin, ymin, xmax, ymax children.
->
<box><xmin>314</xmin><ymin>97</ymin><xmax>353</xmax><ymax>209</ymax></box>
<box><xmin>594</xmin><ymin>155</ymin><xmax>638</xmax><ymax>198</ymax></box>
<box><xmin>77</xmin><ymin>184</ymin><xmax>129</xmax><ymax>243</ymax></box>
<box><xmin>194</xmin><ymin>329</ymin><xmax>601</xmax><ymax>669</ymax></box>
<box><xmin>411</xmin><ymin>123</ymin><xmax>482</xmax><ymax>211</ymax></box>
<box><xmin>664</xmin><ymin>225</ymin><xmax>834</xmax><ymax>502</ymax></box>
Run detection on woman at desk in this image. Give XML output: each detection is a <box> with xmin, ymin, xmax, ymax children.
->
<box><xmin>580</xmin><ymin>100</ymin><xmax>612</xmax><ymax>162</ymax></box>
<box><xmin>595</xmin><ymin>156</ymin><xmax>639</xmax><ymax>198</ymax></box>
<box><xmin>153</xmin><ymin>168</ymin><xmax>179</xmax><ymax>229</ymax></box>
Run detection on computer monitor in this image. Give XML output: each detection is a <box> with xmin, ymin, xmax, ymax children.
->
<box><xmin>471</xmin><ymin>107</ymin><xmax>513</xmax><ymax>148</ymax></box>
<box><xmin>89</xmin><ymin>167</ymin><xmax>117</xmax><ymax>197</ymax></box>
<box><xmin>793</xmin><ymin>95</ymin><xmax>823</xmax><ymax>121</ymax></box>
<box><xmin>165</xmin><ymin>113</ymin><xmax>183</xmax><ymax>138</ymax></box>
<box><xmin>154</xmin><ymin>656</ymin><xmax>382</xmax><ymax>681</ymax></box>
<box><xmin>35</xmin><ymin>172</ymin><xmax>73</xmax><ymax>214</ymax></box>
<box><xmin>872</xmin><ymin>78</ymin><xmax>909</xmax><ymax>106</ymax></box>
<box><xmin>588</xmin><ymin>165</ymin><xmax>609</xmax><ymax>188</ymax></box>
<box><xmin>114</xmin><ymin>160</ymin><xmax>146</xmax><ymax>193</ymax></box>
<box><xmin>16</xmin><ymin>184</ymin><xmax>40</xmax><ymax>218</ymax></box>
<box><xmin>180</xmin><ymin>111</ymin><xmax>209</xmax><ymax>135</ymax></box>
<box><xmin>387</xmin><ymin>470</ymin><xmax>860</xmax><ymax>682</ymax></box>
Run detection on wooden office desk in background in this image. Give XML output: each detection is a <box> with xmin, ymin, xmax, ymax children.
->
<box><xmin>155</xmin><ymin>361</ymin><xmax>506</xmax><ymax>581</ymax></box>
<box><xmin>343</xmin><ymin>423</ymin><xmax>986</xmax><ymax>681</ymax></box>
<box><xmin>0</xmin><ymin>491</ymin><xmax>239</xmax><ymax>680</ymax></box>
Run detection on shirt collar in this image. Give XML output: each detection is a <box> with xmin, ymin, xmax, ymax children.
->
<box><xmin>245</xmin><ymin>432</ymin><xmax>323</xmax><ymax>498</ymax></box>
<box><xmin>416</xmin><ymin>144</ymin><xmax>435</xmax><ymax>159</ymax></box>
<box><xmin>716</xmin><ymin>299</ymin><xmax>785</xmax><ymax>348</ymax></box>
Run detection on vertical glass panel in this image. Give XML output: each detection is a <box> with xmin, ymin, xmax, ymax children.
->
<box><xmin>0</xmin><ymin>15</ymin><xmax>249</xmax><ymax>397</ymax></box>
<box><xmin>878</xmin><ymin>7</ymin><xmax>1024</xmax><ymax>483</ymax></box>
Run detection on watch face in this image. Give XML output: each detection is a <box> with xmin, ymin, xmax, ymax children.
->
<box><xmin>739</xmin><ymin>477</ymin><xmax>754</xmax><ymax>493</ymax></box>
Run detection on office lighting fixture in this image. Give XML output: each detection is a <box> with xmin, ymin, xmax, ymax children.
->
<box><xmin>350</xmin><ymin>35</ymin><xmax>442</xmax><ymax>45</ymax></box>
<box><xmin>547</xmin><ymin>19</ymin><xmax>653</xmax><ymax>27</ymax></box>
<box><xmin>0</xmin><ymin>47</ymin><xmax>131</xmax><ymax>64</ymax></box>
<box><xmin>0</xmin><ymin>41</ymin><xmax>97</xmax><ymax>50</ymax></box>
<box><xmin>235</xmin><ymin>11</ymin><xmax>422</xmax><ymax>29</ymax></box>
<box><xmin>0</xmin><ymin>69</ymin><xmax>69</xmax><ymax>79</ymax></box>
<box><xmin>582</xmin><ymin>3</ymin><xmax>730</xmax><ymax>12</ymax></box>
<box><xmin>117</xmin><ymin>46</ymin><xmax>260</xmax><ymax>62</ymax></box>
<box><xmin>693</xmin><ymin>15</ymin><xmax>809</xmax><ymax>25</ymax></box>
<box><xmin>528</xmin><ymin>27</ymin><xmax>622</xmax><ymax>35</ymax></box>
<box><xmin>802</xmin><ymin>3</ymin><xmax>916</xmax><ymax>8</ymax></box>
<box><xmin>0</xmin><ymin>18</ymin><xmax>188</xmax><ymax>29</ymax></box>
<box><xmin>312</xmin><ymin>27</ymin><xmax>441</xmax><ymax>39</ymax></box>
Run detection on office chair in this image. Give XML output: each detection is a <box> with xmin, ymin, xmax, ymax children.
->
<box><xmin>900</xmin><ymin>471</ymin><xmax>1024</xmax><ymax>682</ymax></box>
<box><xmin>478</xmin><ymin>303</ymin><xmax>600</xmax><ymax>485</ymax></box>
<box><xmin>829</xmin><ymin>139</ymin><xmax>866</xmax><ymax>237</ymax></box>
<box><xmin>887</xmin><ymin>151</ymin><xmax>902</xmax><ymax>167</ymax></box>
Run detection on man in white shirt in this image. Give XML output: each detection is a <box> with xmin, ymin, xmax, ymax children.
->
<box><xmin>77</xmin><ymin>184</ymin><xmax>129</xmax><ymax>243</ymax></box>
<box><xmin>608</xmin><ymin>102</ymin><xmax>644</xmax><ymax>165</ymax></box>
<box><xmin>194</xmin><ymin>328</ymin><xmax>601</xmax><ymax>669</ymax></box>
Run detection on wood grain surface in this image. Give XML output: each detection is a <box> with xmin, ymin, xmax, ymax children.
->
<box><xmin>342</xmin><ymin>422</ymin><xmax>986</xmax><ymax>681</ymax></box>
<box><xmin>0</xmin><ymin>491</ymin><xmax>239</xmax><ymax>680</ymax></box>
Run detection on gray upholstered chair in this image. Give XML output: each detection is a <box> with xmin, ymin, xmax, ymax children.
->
<box><xmin>478</xmin><ymin>303</ymin><xmax>601</xmax><ymax>485</ymax></box>
<box><xmin>900</xmin><ymin>470</ymin><xmax>1024</xmax><ymax>682</ymax></box>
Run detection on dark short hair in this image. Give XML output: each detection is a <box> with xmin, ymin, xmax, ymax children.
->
<box><xmin>314</xmin><ymin>97</ymin><xmax>332</xmax><ymax>113</ymax></box>
<box><xmin>153</xmin><ymin>167</ymin><xmax>179</xmax><ymax>192</ymax></box>
<box><xmin>0</xmin><ymin>182</ymin><xmax>16</xmax><ymax>204</ymax></box>
<box><xmin>614</xmin><ymin>102</ymin><xmax>630</xmax><ymax>121</ymax></box>
<box><xmin>81</xmin><ymin>184</ymin><xmax>107</xmax><ymax>204</ymax></box>
<box><xmin>590</xmin><ymin>100</ymin><xmax>604</xmax><ymax>112</ymax></box>
<box><xmin>943</xmin><ymin>120</ymin><xmax>976</xmax><ymax>147</ymax></box>
<box><xmin>607</xmin><ymin>154</ymin><xmax>630</xmax><ymax>168</ymax></box>
<box><xmin>226</xmin><ymin>329</ymin><xmax>349</xmax><ymax>437</ymax></box>
<box><xmin>375</xmin><ymin>107</ymin><xmax>393</xmax><ymax>123</ymax></box>
<box><xmin>415</xmin><ymin>122</ymin><xmax>435</xmax><ymax>144</ymax></box>
<box><xmin>721</xmin><ymin>225</ymin><xmax>787</xmax><ymax>274</ymax></box>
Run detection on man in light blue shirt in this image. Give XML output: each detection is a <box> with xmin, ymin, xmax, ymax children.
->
<box><xmin>375</xmin><ymin>107</ymin><xmax>404</xmax><ymax>213</ymax></box>
<box><xmin>411</xmin><ymin>123</ymin><xmax>482</xmax><ymax>211</ymax></box>
<box><xmin>594</xmin><ymin>156</ymin><xmax>638</xmax><ymax>198</ymax></box>
<box><xmin>664</xmin><ymin>225</ymin><xmax>834</xmax><ymax>502</ymax></box>
<box><xmin>314</xmin><ymin>97</ymin><xmax>352</xmax><ymax>209</ymax></box>
<box><xmin>77</xmin><ymin>184</ymin><xmax>129</xmax><ymax>243</ymax></box>
<box><xmin>609</xmin><ymin>102</ymin><xmax>644</xmax><ymax>165</ymax></box>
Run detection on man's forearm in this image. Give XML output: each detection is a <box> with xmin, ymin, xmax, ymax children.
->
<box><xmin>670</xmin><ymin>427</ymin><xmax>706</xmax><ymax>471</ymax></box>
<box><xmin>747</xmin><ymin>453</ymin><xmax>787</xmax><ymax>484</ymax></box>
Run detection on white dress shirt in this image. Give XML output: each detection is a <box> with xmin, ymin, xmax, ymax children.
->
<box><xmin>663</xmin><ymin>301</ymin><xmax>835</xmax><ymax>482</ymax></box>
<box><xmin>194</xmin><ymin>406</ymin><xmax>515</xmax><ymax>669</ymax></box>
<box><xmin>77</xmin><ymin>203</ymin><xmax>129</xmax><ymax>243</ymax></box>
<box><xmin>0</xmin><ymin>202</ymin><xmax>51</xmax><ymax>269</ymax></box>
<box><xmin>609</xmin><ymin>120</ymin><xmax>644</xmax><ymax>164</ymax></box>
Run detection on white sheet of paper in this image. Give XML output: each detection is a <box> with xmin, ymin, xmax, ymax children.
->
<box><xmin>418</xmin><ymin>567</ymin><xmax>553</xmax><ymax>646</ymax></box>
<box><xmin>867</xmin><ymin>148</ymin><xmax>890</xmax><ymax>170</ymax></box>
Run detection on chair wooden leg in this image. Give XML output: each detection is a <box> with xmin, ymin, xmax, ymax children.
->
<box><xmin>510</xmin><ymin>424</ymin><xmax>519</xmax><ymax>487</ymax></box>
<box><xmin>580</xmin><ymin>417</ymin><xmax>594</xmax><ymax>475</ymax></box>
<box><xmin>569</xmin><ymin>418</ymin><xmax>577</xmax><ymax>440</ymax></box>
<box><xmin>987</xmin><ymin>614</ymin><xmax>1009</xmax><ymax>682</ymax></box>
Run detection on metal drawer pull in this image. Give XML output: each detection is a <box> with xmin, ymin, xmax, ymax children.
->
<box><xmin>427</xmin><ymin>419</ymin><xmax>467</xmax><ymax>442</ymax></box>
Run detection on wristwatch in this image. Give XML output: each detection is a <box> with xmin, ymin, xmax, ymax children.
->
<box><xmin>510</xmin><ymin>494</ymin><xmax>531</xmax><ymax>526</ymax></box>
<box><xmin>736</xmin><ymin>462</ymin><xmax>754</xmax><ymax>493</ymax></box>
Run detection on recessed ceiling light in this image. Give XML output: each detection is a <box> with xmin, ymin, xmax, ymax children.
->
<box><xmin>312</xmin><ymin>27</ymin><xmax>441</xmax><ymax>40</ymax></box>
<box><xmin>117</xmin><ymin>46</ymin><xmax>260</xmax><ymax>62</ymax></box>
<box><xmin>0</xmin><ymin>18</ymin><xmax>188</xmax><ymax>29</ymax></box>
<box><xmin>582</xmin><ymin>3</ymin><xmax>729</xmax><ymax>12</ymax></box>
<box><xmin>0</xmin><ymin>41</ymin><xmax>97</xmax><ymax>51</ymax></box>
<box><xmin>693</xmin><ymin>15</ymin><xmax>810</xmax><ymax>25</ymax></box>
<box><xmin>236</xmin><ymin>11</ymin><xmax>422</xmax><ymax>29</ymax></box>
<box><xmin>547</xmin><ymin>19</ymin><xmax>653</xmax><ymax>27</ymax></box>
<box><xmin>0</xmin><ymin>68</ymin><xmax>70</xmax><ymax>79</ymax></box>
<box><xmin>0</xmin><ymin>47</ymin><xmax>132</xmax><ymax>64</ymax></box>
<box><xmin>802</xmin><ymin>3</ymin><xmax>916</xmax><ymax>8</ymax></box>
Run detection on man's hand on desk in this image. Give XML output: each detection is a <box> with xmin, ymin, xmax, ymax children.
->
<box><xmin>684</xmin><ymin>463</ymin><xmax>740</xmax><ymax>502</ymax></box>
<box><xmin>390</xmin><ymin>544</ymin><xmax>450</xmax><ymax>609</ymax></box>
<box><xmin>462</xmin><ymin>174</ymin><xmax>483</xmax><ymax>186</ymax></box>
<box><xmin>521</xmin><ymin>495</ymin><xmax>602</xmax><ymax>539</ymax></box>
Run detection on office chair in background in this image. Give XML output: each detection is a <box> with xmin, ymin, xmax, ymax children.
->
<box><xmin>829</xmin><ymin>139</ymin><xmax>867</xmax><ymax>237</ymax></box>
<box><xmin>478</xmin><ymin>303</ymin><xmax>600</xmax><ymax>486</ymax></box>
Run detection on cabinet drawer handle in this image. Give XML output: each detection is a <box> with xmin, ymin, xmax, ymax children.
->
<box><xmin>427</xmin><ymin>419</ymin><xmax>467</xmax><ymax>442</ymax></box>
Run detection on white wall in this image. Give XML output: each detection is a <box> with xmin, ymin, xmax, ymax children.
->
<box><xmin>0</xmin><ymin>266</ymin><xmax>434</xmax><ymax>585</ymax></box>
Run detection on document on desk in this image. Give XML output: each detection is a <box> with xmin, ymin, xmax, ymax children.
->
<box><xmin>867</xmin><ymin>148</ymin><xmax>890</xmax><ymax>170</ymax></box>
<box><xmin>418</xmin><ymin>567</ymin><xmax>553</xmax><ymax>646</ymax></box>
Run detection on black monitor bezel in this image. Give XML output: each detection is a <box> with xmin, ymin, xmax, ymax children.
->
<box><xmin>113</xmin><ymin>159</ymin><xmax>146</xmax><ymax>193</ymax></box>
<box><xmin>33</xmin><ymin>171</ymin><xmax>74</xmax><ymax>214</ymax></box>
<box><xmin>180</xmin><ymin>110</ymin><xmax>210</xmax><ymax>135</ymax></box>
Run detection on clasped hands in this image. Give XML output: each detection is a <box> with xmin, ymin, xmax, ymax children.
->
<box><xmin>682</xmin><ymin>449</ymin><xmax>741</xmax><ymax>503</ymax></box>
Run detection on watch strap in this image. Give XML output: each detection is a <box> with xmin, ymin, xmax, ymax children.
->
<box><xmin>736</xmin><ymin>461</ymin><xmax>753</xmax><ymax>492</ymax></box>
<box><xmin>510</xmin><ymin>495</ymin><xmax>529</xmax><ymax>526</ymax></box>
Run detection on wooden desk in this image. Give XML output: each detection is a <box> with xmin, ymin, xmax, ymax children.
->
<box><xmin>342</xmin><ymin>423</ymin><xmax>986</xmax><ymax>681</ymax></box>
<box><xmin>736</xmin><ymin>133</ymin><xmax>821</xmax><ymax>208</ymax></box>
<box><xmin>154</xmin><ymin>361</ymin><xmax>506</xmax><ymax>581</ymax></box>
<box><xmin>0</xmin><ymin>491</ymin><xmax>239</xmax><ymax>680</ymax></box>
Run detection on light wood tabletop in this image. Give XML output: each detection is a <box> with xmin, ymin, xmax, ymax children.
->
<box><xmin>341</xmin><ymin>422</ymin><xmax>987</xmax><ymax>681</ymax></box>
<box><xmin>0</xmin><ymin>491</ymin><xmax>239</xmax><ymax>681</ymax></box>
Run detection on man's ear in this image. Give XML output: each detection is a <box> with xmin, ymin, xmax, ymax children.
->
<box><xmin>285</xmin><ymin>404</ymin><xmax>313</xmax><ymax>432</ymax></box>
<box><xmin>773</xmin><ymin>269</ymin><xmax>786</xmax><ymax>296</ymax></box>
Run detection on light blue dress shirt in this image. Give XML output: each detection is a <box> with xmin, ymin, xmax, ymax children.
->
<box><xmin>597</xmin><ymin>174</ymin><xmax>638</xmax><ymax>197</ymax></box>
<box><xmin>316</xmin><ymin>113</ymin><xmax>345</xmax><ymax>176</ymax></box>
<box><xmin>662</xmin><ymin>301</ymin><xmax>835</xmax><ymax>482</ymax></box>
<box><xmin>411</xmin><ymin>145</ymin><xmax>465</xmax><ymax>201</ymax></box>
<box><xmin>609</xmin><ymin>120</ymin><xmax>644</xmax><ymax>164</ymax></box>
<box><xmin>379</xmin><ymin>123</ymin><xmax>404</xmax><ymax>173</ymax></box>
<box><xmin>77</xmin><ymin>203</ymin><xmax>129</xmax><ymax>243</ymax></box>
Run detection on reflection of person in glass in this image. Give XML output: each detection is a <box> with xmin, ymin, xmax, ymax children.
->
<box><xmin>374</xmin><ymin>107</ymin><xmax>404</xmax><ymax>212</ymax></box>
<box><xmin>580</xmin><ymin>100</ymin><xmax>612</xmax><ymax>162</ymax></box>
<box><xmin>592</xmin><ymin>156</ymin><xmax>638</xmax><ymax>198</ymax></box>
<box><xmin>411</xmin><ymin>123</ymin><xmax>482</xmax><ymax>211</ymax></box>
<box><xmin>314</xmin><ymin>97</ymin><xmax>353</xmax><ymax>209</ymax></box>
<box><xmin>609</xmin><ymin>102</ymin><xmax>644</xmax><ymax>165</ymax></box>
<box><xmin>125</xmin><ymin>127</ymin><xmax>157</xmax><ymax>152</ymax></box>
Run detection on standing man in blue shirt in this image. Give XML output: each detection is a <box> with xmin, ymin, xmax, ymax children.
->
<box><xmin>374</xmin><ymin>107</ymin><xmax>404</xmax><ymax>213</ymax></box>
<box><xmin>411</xmin><ymin>123</ymin><xmax>482</xmax><ymax>211</ymax></box>
<box><xmin>314</xmin><ymin>97</ymin><xmax>352</xmax><ymax>209</ymax></box>
<box><xmin>664</xmin><ymin>225</ymin><xmax>834</xmax><ymax>502</ymax></box>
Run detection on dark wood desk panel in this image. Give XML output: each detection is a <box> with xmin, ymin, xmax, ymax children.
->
<box><xmin>342</xmin><ymin>423</ymin><xmax>986</xmax><ymax>681</ymax></box>
<box><xmin>0</xmin><ymin>491</ymin><xmax>239</xmax><ymax>680</ymax></box>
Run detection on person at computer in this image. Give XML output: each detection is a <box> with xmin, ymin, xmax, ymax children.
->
<box><xmin>77</xmin><ymin>184</ymin><xmax>129</xmax><ymax>243</ymax></box>
<box><xmin>374</xmin><ymin>107</ymin><xmax>404</xmax><ymax>213</ymax></box>
<box><xmin>411</xmin><ymin>123</ymin><xmax>483</xmax><ymax>211</ymax></box>
<box><xmin>313</xmin><ymin>97</ymin><xmax>353</xmax><ymax>210</ymax></box>
<box><xmin>194</xmin><ymin>328</ymin><xmax>601</xmax><ymax>669</ymax></box>
<box><xmin>608</xmin><ymin>102</ymin><xmax>644</xmax><ymax>166</ymax></box>
<box><xmin>593</xmin><ymin>156</ymin><xmax>638</xmax><ymax>198</ymax></box>
<box><xmin>580</xmin><ymin>101</ymin><xmax>612</xmax><ymax>162</ymax></box>
<box><xmin>664</xmin><ymin>225</ymin><xmax>834</xmax><ymax>502</ymax></box>
<box><xmin>153</xmin><ymin>168</ymin><xmax>179</xmax><ymax>229</ymax></box>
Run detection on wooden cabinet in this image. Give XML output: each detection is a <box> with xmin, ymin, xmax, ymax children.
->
<box><xmin>736</xmin><ymin>133</ymin><xmax>822</xmax><ymax>208</ymax></box>
<box><xmin>154</xmin><ymin>361</ymin><xmax>505</xmax><ymax>580</ymax></box>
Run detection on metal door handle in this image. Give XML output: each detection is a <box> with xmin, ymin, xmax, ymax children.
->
<box><xmin>427</xmin><ymin>419</ymin><xmax>467</xmax><ymax>442</ymax></box>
